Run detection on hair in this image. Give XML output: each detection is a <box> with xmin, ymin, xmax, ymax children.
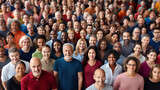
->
<box><xmin>123</xmin><ymin>56</ymin><xmax>140</xmax><ymax>73</ymax></box>
<box><xmin>97</xmin><ymin>38</ymin><xmax>108</xmax><ymax>51</ymax></box>
<box><xmin>63</xmin><ymin>43</ymin><xmax>74</xmax><ymax>51</ymax></box>
<box><xmin>121</xmin><ymin>16</ymin><xmax>130</xmax><ymax>25</ymax></box>
<box><xmin>149</xmin><ymin>64</ymin><xmax>160</xmax><ymax>78</ymax></box>
<box><xmin>74</xmin><ymin>38</ymin><xmax>87</xmax><ymax>56</ymax></box>
<box><xmin>153</xmin><ymin>27</ymin><xmax>160</xmax><ymax>31</ymax></box>
<box><xmin>93</xmin><ymin>29</ymin><xmax>104</xmax><ymax>37</ymax></box>
<box><xmin>19</xmin><ymin>35</ymin><xmax>32</xmax><ymax>47</ymax></box>
<box><xmin>7</xmin><ymin>32</ymin><xmax>14</xmax><ymax>37</ymax></box>
<box><xmin>15</xmin><ymin>61</ymin><xmax>26</xmax><ymax>69</ymax></box>
<box><xmin>141</xmin><ymin>34</ymin><xmax>150</xmax><ymax>40</ymax></box>
<box><xmin>42</xmin><ymin>44</ymin><xmax>51</xmax><ymax>51</ymax></box>
<box><xmin>89</xmin><ymin>35</ymin><xmax>97</xmax><ymax>40</ymax></box>
<box><xmin>122</xmin><ymin>31</ymin><xmax>130</xmax><ymax>37</ymax></box>
<box><xmin>110</xmin><ymin>24</ymin><xmax>117</xmax><ymax>29</ymax></box>
<box><xmin>8</xmin><ymin>47</ymin><xmax>19</xmax><ymax>55</ymax></box>
<box><xmin>82</xmin><ymin>46</ymin><xmax>98</xmax><ymax>67</ymax></box>
<box><xmin>147</xmin><ymin>49</ymin><xmax>157</xmax><ymax>60</ymax></box>
<box><xmin>0</xmin><ymin>18</ymin><xmax>6</xmax><ymax>26</ymax></box>
<box><xmin>52</xmin><ymin>39</ymin><xmax>63</xmax><ymax>54</ymax></box>
<box><xmin>111</xmin><ymin>32</ymin><xmax>120</xmax><ymax>42</ymax></box>
<box><xmin>36</xmin><ymin>35</ymin><xmax>46</xmax><ymax>42</ymax></box>
<box><xmin>7</xmin><ymin>19</ymin><xmax>21</xmax><ymax>30</ymax></box>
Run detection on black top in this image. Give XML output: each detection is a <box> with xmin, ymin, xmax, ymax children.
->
<box><xmin>144</xmin><ymin>77</ymin><xmax>160</xmax><ymax>90</ymax></box>
<box><xmin>7</xmin><ymin>76</ymin><xmax>21</xmax><ymax>90</ymax></box>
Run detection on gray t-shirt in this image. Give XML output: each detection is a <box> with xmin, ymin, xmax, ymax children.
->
<box><xmin>86</xmin><ymin>84</ymin><xmax>113</xmax><ymax>90</ymax></box>
<box><xmin>0</xmin><ymin>57</ymin><xmax>11</xmax><ymax>69</ymax></box>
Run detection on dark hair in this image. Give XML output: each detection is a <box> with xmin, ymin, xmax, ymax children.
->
<box><xmin>111</xmin><ymin>33</ymin><xmax>120</xmax><ymax>42</ymax></box>
<box><xmin>93</xmin><ymin>29</ymin><xmax>104</xmax><ymax>36</ymax></box>
<box><xmin>82</xmin><ymin>46</ymin><xmax>98</xmax><ymax>67</ymax></box>
<box><xmin>15</xmin><ymin>61</ymin><xmax>26</xmax><ymax>69</ymax></box>
<box><xmin>149</xmin><ymin>64</ymin><xmax>160</xmax><ymax>78</ymax></box>
<box><xmin>97</xmin><ymin>38</ymin><xmax>108</xmax><ymax>51</ymax></box>
<box><xmin>36</xmin><ymin>35</ymin><xmax>46</xmax><ymax>41</ymax></box>
<box><xmin>52</xmin><ymin>39</ymin><xmax>63</xmax><ymax>54</ymax></box>
<box><xmin>87</xmin><ymin>24</ymin><xmax>93</xmax><ymax>28</ymax></box>
<box><xmin>123</xmin><ymin>56</ymin><xmax>140</xmax><ymax>73</ymax></box>
<box><xmin>121</xmin><ymin>16</ymin><xmax>130</xmax><ymax>25</ymax></box>
<box><xmin>7</xmin><ymin>32</ymin><xmax>14</xmax><ymax>37</ymax></box>
<box><xmin>102</xmin><ymin>49</ymin><xmax>120</xmax><ymax>64</ymax></box>
<box><xmin>153</xmin><ymin>27</ymin><xmax>160</xmax><ymax>31</ymax></box>
<box><xmin>147</xmin><ymin>49</ymin><xmax>157</xmax><ymax>60</ymax></box>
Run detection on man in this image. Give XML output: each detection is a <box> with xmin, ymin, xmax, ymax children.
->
<box><xmin>60</xmin><ymin>31</ymin><xmax>68</xmax><ymax>44</ymax></box>
<box><xmin>89</xmin><ymin>35</ymin><xmax>97</xmax><ymax>46</ymax></box>
<box><xmin>83</xmin><ymin>0</ymin><xmax>95</xmax><ymax>15</ymax></box>
<box><xmin>1</xmin><ymin>47</ymin><xmax>30</xmax><ymax>90</ymax></box>
<box><xmin>54</xmin><ymin>43</ymin><xmax>83</xmax><ymax>90</ymax></box>
<box><xmin>86</xmin><ymin>69</ymin><xmax>113</xmax><ymax>90</ymax></box>
<box><xmin>0</xmin><ymin>18</ymin><xmax>10</xmax><ymax>40</ymax></box>
<box><xmin>74</xmin><ymin>21</ymin><xmax>81</xmax><ymax>40</ymax></box>
<box><xmin>21</xmin><ymin>57</ymin><xmax>57</xmax><ymax>90</ymax></box>
<box><xmin>86</xmin><ymin>24</ymin><xmax>93</xmax><ymax>40</ymax></box>
<box><xmin>118</xmin><ymin>3</ymin><xmax>127</xmax><ymax>21</ymax></box>
<box><xmin>149</xmin><ymin>28</ymin><xmax>160</xmax><ymax>54</ymax></box>
<box><xmin>132</xmin><ymin>17</ymin><xmax>146</xmax><ymax>29</ymax></box>
<box><xmin>1</xmin><ymin>3</ymin><xmax>11</xmax><ymax>22</ymax></box>
<box><xmin>23</xmin><ymin>1</ymin><xmax>33</xmax><ymax>16</ymax></box>
<box><xmin>120</xmin><ymin>31</ymin><xmax>134</xmax><ymax>57</ymax></box>
<box><xmin>20</xmin><ymin>14</ymin><xmax>30</xmax><ymax>34</ymax></box>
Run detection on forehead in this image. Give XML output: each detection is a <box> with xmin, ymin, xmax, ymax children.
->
<box><xmin>123</xmin><ymin>32</ymin><xmax>130</xmax><ymax>36</ymax></box>
<box><xmin>63</xmin><ymin>45</ymin><xmax>72</xmax><ymax>50</ymax></box>
<box><xmin>9</xmin><ymin>51</ymin><xmax>19</xmax><ymax>55</ymax></box>
<box><xmin>90</xmin><ymin>37</ymin><xmax>96</xmax><ymax>40</ymax></box>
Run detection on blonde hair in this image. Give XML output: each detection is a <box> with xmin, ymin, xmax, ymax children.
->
<box><xmin>19</xmin><ymin>35</ymin><xmax>32</xmax><ymax>47</ymax></box>
<box><xmin>74</xmin><ymin>38</ymin><xmax>87</xmax><ymax>56</ymax></box>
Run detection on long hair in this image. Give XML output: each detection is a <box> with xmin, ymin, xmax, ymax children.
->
<box><xmin>74</xmin><ymin>38</ymin><xmax>87</xmax><ymax>56</ymax></box>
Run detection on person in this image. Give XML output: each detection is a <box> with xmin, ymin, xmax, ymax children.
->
<box><xmin>54</xmin><ymin>43</ymin><xmax>83</xmax><ymax>90</ymax></box>
<box><xmin>89</xmin><ymin>35</ymin><xmax>97</xmax><ymax>47</ymax></box>
<box><xmin>139</xmin><ymin>49</ymin><xmax>157</xmax><ymax>78</ymax></box>
<box><xmin>129</xmin><ymin>43</ymin><xmax>146</xmax><ymax>63</ymax></box>
<box><xmin>144</xmin><ymin>64</ymin><xmax>160</xmax><ymax>90</ymax></box>
<box><xmin>83</xmin><ymin>0</ymin><xmax>95</xmax><ymax>15</ymax></box>
<box><xmin>0</xmin><ymin>18</ymin><xmax>10</xmax><ymax>40</ymax></box>
<box><xmin>101</xmin><ymin>50</ymin><xmax>122</xmax><ymax>86</ymax></box>
<box><xmin>41</xmin><ymin>45</ymin><xmax>55</xmax><ymax>73</ymax></box>
<box><xmin>130</xmin><ymin>27</ymin><xmax>141</xmax><ymax>43</ymax></box>
<box><xmin>73</xmin><ymin>38</ymin><xmax>87</xmax><ymax>62</ymax></box>
<box><xmin>21</xmin><ymin>57</ymin><xmax>57</xmax><ymax>90</ymax></box>
<box><xmin>113</xmin><ymin>56</ymin><xmax>144</xmax><ymax>90</ymax></box>
<box><xmin>1</xmin><ymin>47</ymin><xmax>30</xmax><ymax>90</ymax></box>
<box><xmin>19</xmin><ymin>35</ymin><xmax>35</xmax><ymax>62</ymax></box>
<box><xmin>82</xmin><ymin>46</ymin><xmax>102</xmax><ymax>88</ymax></box>
<box><xmin>86</xmin><ymin>69</ymin><xmax>113</xmax><ymax>90</ymax></box>
<box><xmin>7</xmin><ymin>61</ymin><xmax>26</xmax><ymax>90</ymax></box>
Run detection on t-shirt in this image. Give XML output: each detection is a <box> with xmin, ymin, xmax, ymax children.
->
<box><xmin>144</xmin><ymin>77</ymin><xmax>160</xmax><ymax>90</ymax></box>
<box><xmin>139</xmin><ymin>61</ymin><xmax>151</xmax><ymax>78</ymax></box>
<box><xmin>7</xmin><ymin>76</ymin><xmax>21</xmax><ymax>90</ymax></box>
<box><xmin>0</xmin><ymin>28</ymin><xmax>10</xmax><ymax>40</ymax></box>
<box><xmin>54</xmin><ymin>57</ymin><xmax>83</xmax><ymax>90</ymax></box>
<box><xmin>86</xmin><ymin>84</ymin><xmax>113</xmax><ymax>90</ymax></box>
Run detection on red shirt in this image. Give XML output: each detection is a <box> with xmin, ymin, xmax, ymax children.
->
<box><xmin>75</xmin><ymin>31</ymin><xmax>81</xmax><ymax>40</ymax></box>
<box><xmin>84</xmin><ymin>60</ymin><xmax>102</xmax><ymax>88</ymax></box>
<box><xmin>156</xmin><ymin>54</ymin><xmax>160</xmax><ymax>64</ymax></box>
<box><xmin>21</xmin><ymin>70</ymin><xmax>57</xmax><ymax>90</ymax></box>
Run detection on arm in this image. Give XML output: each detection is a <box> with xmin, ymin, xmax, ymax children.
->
<box><xmin>78</xmin><ymin>71</ymin><xmax>83</xmax><ymax>90</ymax></box>
<box><xmin>54</xmin><ymin>71</ymin><xmax>59</xmax><ymax>85</ymax></box>
<box><xmin>2</xmin><ymin>81</ymin><xmax>7</xmax><ymax>90</ymax></box>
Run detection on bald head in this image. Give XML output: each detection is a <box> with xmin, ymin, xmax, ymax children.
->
<box><xmin>94</xmin><ymin>69</ymin><xmax>105</xmax><ymax>76</ymax></box>
<box><xmin>113</xmin><ymin>42</ymin><xmax>122</xmax><ymax>52</ymax></box>
<box><xmin>93</xmin><ymin>69</ymin><xmax>106</xmax><ymax>86</ymax></box>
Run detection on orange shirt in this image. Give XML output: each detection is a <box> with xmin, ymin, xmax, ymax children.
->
<box><xmin>84</xmin><ymin>7</ymin><xmax>95</xmax><ymax>15</ymax></box>
<box><xmin>118</xmin><ymin>10</ymin><xmax>126</xmax><ymax>21</ymax></box>
<box><xmin>11</xmin><ymin>30</ymin><xmax>26</xmax><ymax>44</ymax></box>
<box><xmin>4</xmin><ymin>44</ymin><xmax>21</xmax><ymax>50</ymax></box>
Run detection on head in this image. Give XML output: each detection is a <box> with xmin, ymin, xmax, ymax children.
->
<box><xmin>137</xmin><ymin>17</ymin><xmax>145</xmax><ymax>27</ymax></box>
<box><xmin>67</xmin><ymin>29</ymin><xmax>75</xmax><ymax>40</ymax></box>
<box><xmin>86</xmin><ymin>24</ymin><xmax>93</xmax><ymax>35</ymax></box>
<box><xmin>61</xmin><ymin>31</ymin><xmax>68</xmax><ymax>43</ymax></box>
<box><xmin>141</xmin><ymin>34</ymin><xmax>150</xmax><ymax>46</ymax></box>
<box><xmin>111</xmin><ymin>33</ymin><xmax>119</xmax><ymax>43</ymax></box>
<box><xmin>63</xmin><ymin>43</ymin><xmax>74</xmax><ymax>61</ymax></box>
<box><xmin>0</xmin><ymin>46</ymin><xmax>6</xmax><ymax>57</ymax></box>
<box><xmin>36</xmin><ymin>35</ymin><xmax>46</xmax><ymax>50</ymax></box>
<box><xmin>95</xmin><ymin>29</ymin><xmax>104</xmax><ymax>41</ymax></box>
<box><xmin>80</xmin><ymin>29</ymin><xmax>87</xmax><ymax>39</ymax></box>
<box><xmin>133</xmin><ymin>43</ymin><xmax>142</xmax><ymax>54</ymax></box>
<box><xmin>50</xmin><ymin>30</ymin><xmax>57</xmax><ymax>40</ymax></box>
<box><xmin>147</xmin><ymin>49</ymin><xmax>157</xmax><ymax>62</ymax></box>
<box><xmin>27</xmin><ymin>23</ymin><xmax>34</xmax><ymax>33</ymax></box>
<box><xmin>97</xmin><ymin>38</ymin><xmax>107</xmax><ymax>51</ymax></box>
<box><xmin>9</xmin><ymin>47</ymin><xmax>20</xmax><ymax>65</ymax></box>
<box><xmin>113</xmin><ymin>42</ymin><xmax>122</xmax><ymax>52</ymax></box>
<box><xmin>8</xmin><ymin>19</ymin><xmax>21</xmax><ymax>32</ymax></box>
<box><xmin>74</xmin><ymin>21</ymin><xmax>80</xmax><ymax>32</ymax></box>
<box><xmin>42</xmin><ymin>44</ymin><xmax>51</xmax><ymax>59</ymax></box>
<box><xmin>149</xmin><ymin>64</ymin><xmax>160</xmax><ymax>80</ymax></box>
<box><xmin>87</xmin><ymin>15</ymin><xmax>93</xmax><ymax>24</ymax></box>
<box><xmin>37</xmin><ymin>26</ymin><xmax>46</xmax><ymax>35</ymax></box>
<box><xmin>52</xmin><ymin>39</ymin><xmax>63</xmax><ymax>53</ymax></box>
<box><xmin>132</xmin><ymin>27</ymin><xmax>140</xmax><ymax>38</ymax></box>
<box><xmin>15</xmin><ymin>61</ymin><xmax>26</xmax><ymax>76</ymax></box>
<box><xmin>0</xmin><ymin>18</ymin><xmax>6</xmax><ymax>28</ymax></box>
<box><xmin>30</xmin><ymin>57</ymin><xmax>42</xmax><ymax>78</ymax></box>
<box><xmin>93</xmin><ymin>69</ymin><xmax>106</xmax><ymax>86</ymax></box>
<box><xmin>89</xmin><ymin>35</ymin><xmax>97</xmax><ymax>46</ymax></box>
<box><xmin>153</xmin><ymin>28</ymin><xmax>160</xmax><ymax>39</ymax></box>
<box><xmin>19</xmin><ymin>35</ymin><xmax>32</xmax><ymax>48</ymax></box>
<box><xmin>122</xmin><ymin>31</ymin><xmax>131</xmax><ymax>45</ymax></box>
<box><xmin>75</xmin><ymin>38</ymin><xmax>87</xmax><ymax>52</ymax></box>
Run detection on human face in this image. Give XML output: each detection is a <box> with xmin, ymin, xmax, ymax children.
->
<box><xmin>86</xmin><ymin>26</ymin><xmax>93</xmax><ymax>34</ymax></box>
<box><xmin>108</xmin><ymin>53</ymin><xmax>116</xmax><ymax>65</ymax></box>
<box><xmin>122</xmin><ymin>32</ymin><xmax>130</xmax><ymax>45</ymax></box>
<box><xmin>153</xmin><ymin>29</ymin><xmax>160</xmax><ymax>39</ymax></box>
<box><xmin>141</xmin><ymin>36</ymin><xmax>150</xmax><ymax>46</ymax></box>
<box><xmin>37</xmin><ymin>38</ymin><xmax>45</xmax><ymax>49</ymax></box>
<box><xmin>94</xmin><ymin>70</ymin><xmax>105</xmax><ymax>86</ymax></box>
<box><xmin>50</xmin><ymin>31</ymin><xmax>57</xmax><ymax>40</ymax></box>
<box><xmin>0</xmin><ymin>47</ymin><xmax>5</xmax><ymax>57</ymax></box>
<box><xmin>87</xmin><ymin>16</ymin><xmax>93</xmax><ymax>24</ymax></box>
<box><xmin>30</xmin><ymin>59</ymin><xmax>42</xmax><ymax>77</ymax></box>
<box><xmin>68</xmin><ymin>31</ymin><xmax>75</xmax><ymax>40</ymax></box>
<box><xmin>152</xmin><ymin>67</ymin><xmax>160</xmax><ymax>80</ymax></box>
<box><xmin>45</xmin><ymin>25</ymin><xmax>50</xmax><ymax>32</ymax></box>
<box><xmin>110</xmin><ymin>27</ymin><xmax>116</xmax><ymax>33</ymax></box>
<box><xmin>22</xmin><ymin>38</ymin><xmax>30</xmax><ymax>48</ymax></box>
<box><xmin>23</xmin><ymin>15</ymin><xmax>29</xmax><ymax>23</ymax></box>
<box><xmin>0</xmin><ymin>19</ymin><xmax>5</xmax><ymax>28</ymax></box>
<box><xmin>133</xmin><ymin>28</ymin><xmax>140</xmax><ymax>38</ymax></box>
<box><xmin>111</xmin><ymin>34</ymin><xmax>118</xmax><ymax>43</ymax></box>
<box><xmin>78</xmin><ymin>41</ymin><xmax>86</xmax><ymax>51</ymax></box>
<box><xmin>53</xmin><ymin>42</ymin><xmax>61</xmax><ymax>52</ymax></box>
<box><xmin>61</xmin><ymin>32</ymin><xmax>67</xmax><ymax>42</ymax></box>
<box><xmin>63</xmin><ymin>45</ymin><xmax>73</xmax><ymax>61</ymax></box>
<box><xmin>81</xmin><ymin>21</ymin><xmax>87</xmax><ymax>29</ymax></box>
<box><xmin>9</xmin><ymin>52</ymin><xmax>20</xmax><ymax>65</ymax></box>
<box><xmin>113</xmin><ymin>43</ymin><xmax>121</xmax><ymax>52</ymax></box>
<box><xmin>42</xmin><ymin>47</ymin><xmax>51</xmax><ymax>59</ymax></box>
<box><xmin>147</xmin><ymin>52</ymin><xmax>157</xmax><ymax>62</ymax></box>
<box><xmin>27</xmin><ymin>24</ymin><xmax>34</xmax><ymax>33</ymax></box>
<box><xmin>67</xmin><ymin>21</ymin><xmax>72</xmax><ymax>29</ymax></box>
<box><xmin>80</xmin><ymin>30</ymin><xmax>87</xmax><ymax>39</ymax></box>
<box><xmin>88</xmin><ymin>49</ymin><xmax>96</xmax><ymax>60</ymax></box>
<box><xmin>11</xmin><ymin>21</ymin><xmax>19</xmax><ymax>32</ymax></box>
<box><xmin>134</xmin><ymin>44</ymin><xmax>141</xmax><ymax>54</ymax></box>
<box><xmin>6</xmin><ymin>35</ymin><xmax>14</xmax><ymax>44</ymax></box>
<box><xmin>38</xmin><ymin>28</ymin><xmax>45</xmax><ymax>35</ymax></box>
<box><xmin>96</xmin><ymin>31</ymin><xmax>103</xmax><ymax>41</ymax></box>
<box><xmin>141</xmin><ymin>28</ymin><xmax>147</xmax><ymax>35</ymax></box>
<box><xmin>89</xmin><ymin>37</ymin><xmax>97</xmax><ymax>46</ymax></box>
<box><xmin>15</xmin><ymin>63</ymin><xmax>26</xmax><ymax>76</ymax></box>
<box><xmin>138</xmin><ymin>18</ymin><xmax>145</xmax><ymax>27</ymax></box>
<box><xmin>59</xmin><ymin>24</ymin><xmax>65</xmax><ymax>31</ymax></box>
<box><xmin>74</xmin><ymin>22</ymin><xmax>80</xmax><ymax>31</ymax></box>
<box><xmin>100</xmin><ymin>41</ymin><xmax>107</xmax><ymax>51</ymax></box>
<box><xmin>126</xmin><ymin>60</ymin><xmax>137</xmax><ymax>72</ymax></box>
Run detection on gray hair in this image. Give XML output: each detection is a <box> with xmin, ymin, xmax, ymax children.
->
<box><xmin>8</xmin><ymin>47</ymin><xmax>19</xmax><ymax>55</ymax></box>
<box><xmin>141</xmin><ymin>34</ymin><xmax>150</xmax><ymax>40</ymax></box>
<box><xmin>63</xmin><ymin>43</ymin><xmax>74</xmax><ymax>51</ymax></box>
<box><xmin>27</xmin><ymin>23</ymin><xmax>34</xmax><ymax>28</ymax></box>
<box><xmin>7</xmin><ymin>19</ymin><xmax>21</xmax><ymax>30</ymax></box>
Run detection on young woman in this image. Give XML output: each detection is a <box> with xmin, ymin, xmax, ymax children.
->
<box><xmin>82</xmin><ymin>46</ymin><xmax>102</xmax><ymax>88</ymax></box>
<box><xmin>144</xmin><ymin>64</ymin><xmax>160</xmax><ymax>90</ymax></box>
<box><xmin>108</xmin><ymin>33</ymin><xmax>119</xmax><ymax>49</ymax></box>
<box><xmin>67</xmin><ymin>29</ymin><xmax>77</xmax><ymax>46</ymax></box>
<box><xmin>113</xmin><ymin>57</ymin><xmax>144</xmax><ymax>90</ymax></box>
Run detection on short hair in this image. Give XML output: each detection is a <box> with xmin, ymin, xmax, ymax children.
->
<box><xmin>7</xmin><ymin>19</ymin><xmax>21</xmax><ymax>30</ymax></box>
<box><xmin>36</xmin><ymin>35</ymin><xmax>46</xmax><ymax>41</ymax></box>
<box><xmin>14</xmin><ymin>1</ymin><xmax>21</xmax><ymax>6</ymax></box>
<box><xmin>63</xmin><ymin>43</ymin><xmax>74</xmax><ymax>51</ymax></box>
<box><xmin>153</xmin><ymin>27</ymin><xmax>160</xmax><ymax>31</ymax></box>
<box><xmin>8</xmin><ymin>47</ymin><xmax>19</xmax><ymax>55</ymax></box>
<box><xmin>123</xmin><ymin>56</ymin><xmax>140</xmax><ymax>73</ymax></box>
<box><xmin>87</xmin><ymin>24</ymin><xmax>93</xmax><ymax>28</ymax></box>
<box><xmin>7</xmin><ymin>31</ymin><xmax>14</xmax><ymax>37</ymax></box>
<box><xmin>15</xmin><ymin>61</ymin><xmax>26</xmax><ymax>69</ymax></box>
<box><xmin>122</xmin><ymin>31</ymin><xmax>130</xmax><ymax>37</ymax></box>
<box><xmin>27</xmin><ymin>23</ymin><xmax>34</xmax><ymax>28</ymax></box>
<box><xmin>141</xmin><ymin>34</ymin><xmax>150</xmax><ymax>40</ymax></box>
<box><xmin>0</xmin><ymin>18</ymin><xmax>6</xmax><ymax>26</ymax></box>
<box><xmin>19</xmin><ymin>35</ymin><xmax>33</xmax><ymax>47</ymax></box>
<box><xmin>89</xmin><ymin>35</ymin><xmax>97</xmax><ymax>40</ymax></box>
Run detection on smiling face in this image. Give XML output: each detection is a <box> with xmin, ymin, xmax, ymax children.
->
<box><xmin>88</xmin><ymin>49</ymin><xmax>96</xmax><ymax>60</ymax></box>
<box><xmin>53</xmin><ymin>41</ymin><xmax>61</xmax><ymax>52</ymax></box>
<box><xmin>78</xmin><ymin>40</ymin><xmax>86</xmax><ymax>51</ymax></box>
<box><xmin>15</xmin><ymin>63</ymin><xmax>26</xmax><ymax>76</ymax></box>
<box><xmin>11</xmin><ymin>21</ymin><xmax>19</xmax><ymax>32</ymax></box>
<box><xmin>126</xmin><ymin>60</ymin><xmax>137</xmax><ymax>72</ymax></box>
<box><xmin>63</xmin><ymin>45</ymin><xmax>73</xmax><ymax>61</ymax></box>
<box><xmin>42</xmin><ymin>47</ymin><xmax>51</xmax><ymax>59</ymax></box>
<box><xmin>100</xmin><ymin>41</ymin><xmax>107</xmax><ymax>51</ymax></box>
<box><xmin>9</xmin><ymin>52</ymin><xmax>20</xmax><ymax>65</ymax></box>
<box><xmin>147</xmin><ymin>52</ymin><xmax>157</xmax><ymax>62</ymax></box>
<box><xmin>133</xmin><ymin>44</ymin><xmax>142</xmax><ymax>54</ymax></box>
<box><xmin>152</xmin><ymin>67</ymin><xmax>160</xmax><ymax>80</ymax></box>
<box><xmin>22</xmin><ymin>38</ymin><xmax>30</xmax><ymax>48</ymax></box>
<box><xmin>107</xmin><ymin>53</ymin><xmax>116</xmax><ymax>65</ymax></box>
<box><xmin>93</xmin><ymin>69</ymin><xmax>105</xmax><ymax>87</ymax></box>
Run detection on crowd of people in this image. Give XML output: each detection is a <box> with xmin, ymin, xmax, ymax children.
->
<box><xmin>0</xmin><ymin>0</ymin><xmax>160</xmax><ymax>89</ymax></box>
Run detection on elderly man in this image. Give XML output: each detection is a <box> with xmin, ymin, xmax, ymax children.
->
<box><xmin>1</xmin><ymin>47</ymin><xmax>30</xmax><ymax>90</ymax></box>
<box><xmin>54</xmin><ymin>43</ymin><xmax>83</xmax><ymax>90</ymax></box>
<box><xmin>74</xmin><ymin>21</ymin><xmax>81</xmax><ymax>40</ymax></box>
<box><xmin>86</xmin><ymin>69</ymin><xmax>113</xmax><ymax>90</ymax></box>
<box><xmin>21</xmin><ymin>57</ymin><xmax>57</xmax><ymax>90</ymax></box>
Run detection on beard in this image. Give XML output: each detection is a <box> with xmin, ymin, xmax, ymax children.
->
<box><xmin>74</xmin><ymin>29</ymin><xmax>80</xmax><ymax>32</ymax></box>
<box><xmin>124</xmin><ymin>39</ymin><xmax>130</xmax><ymax>45</ymax></box>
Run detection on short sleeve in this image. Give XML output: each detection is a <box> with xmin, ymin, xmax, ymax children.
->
<box><xmin>77</xmin><ymin>62</ymin><xmax>83</xmax><ymax>72</ymax></box>
<box><xmin>53</xmin><ymin>60</ymin><xmax>59</xmax><ymax>71</ymax></box>
<box><xmin>1</xmin><ymin>67</ymin><xmax>8</xmax><ymax>81</ymax></box>
<box><xmin>51</xmin><ymin>74</ymin><xmax>57</xmax><ymax>89</ymax></box>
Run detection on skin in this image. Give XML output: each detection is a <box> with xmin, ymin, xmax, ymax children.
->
<box><xmin>88</xmin><ymin>49</ymin><xmax>96</xmax><ymax>60</ymax></box>
<box><xmin>108</xmin><ymin>53</ymin><xmax>116</xmax><ymax>65</ymax></box>
<box><xmin>126</xmin><ymin>60</ymin><xmax>137</xmax><ymax>75</ymax></box>
<box><xmin>42</xmin><ymin>47</ymin><xmax>51</xmax><ymax>60</ymax></box>
<box><xmin>11</xmin><ymin>21</ymin><xmax>19</xmax><ymax>33</ymax></box>
<box><xmin>150</xmin><ymin>68</ymin><xmax>160</xmax><ymax>82</ymax></box>
<box><xmin>122</xmin><ymin>32</ymin><xmax>130</xmax><ymax>46</ymax></box>
<box><xmin>53</xmin><ymin>42</ymin><xmax>61</xmax><ymax>52</ymax></box>
<box><xmin>89</xmin><ymin>37</ymin><xmax>97</xmax><ymax>46</ymax></box>
<box><xmin>100</xmin><ymin>41</ymin><xmax>107</xmax><ymax>51</ymax></box>
<box><xmin>37</xmin><ymin>38</ymin><xmax>45</xmax><ymax>51</ymax></box>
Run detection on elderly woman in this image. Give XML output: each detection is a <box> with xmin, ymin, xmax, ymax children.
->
<box><xmin>8</xmin><ymin>19</ymin><xmax>26</xmax><ymax>44</ymax></box>
<box><xmin>19</xmin><ymin>35</ymin><xmax>35</xmax><ymax>62</ymax></box>
<box><xmin>113</xmin><ymin>57</ymin><xmax>144</xmax><ymax>90</ymax></box>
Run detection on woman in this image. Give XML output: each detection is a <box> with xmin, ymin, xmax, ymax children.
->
<box><xmin>94</xmin><ymin>29</ymin><xmax>104</xmax><ymax>42</ymax></box>
<box><xmin>139</xmin><ymin>49</ymin><xmax>157</xmax><ymax>78</ymax></box>
<box><xmin>129</xmin><ymin>43</ymin><xmax>146</xmax><ymax>63</ymax></box>
<box><xmin>19</xmin><ymin>35</ymin><xmax>35</xmax><ymax>62</ymax></box>
<box><xmin>113</xmin><ymin>56</ymin><xmax>144</xmax><ymax>90</ymax></box>
<box><xmin>82</xmin><ymin>46</ymin><xmax>102</xmax><ymax>88</ymax></box>
<box><xmin>144</xmin><ymin>64</ymin><xmax>160</xmax><ymax>90</ymax></box>
<box><xmin>41</xmin><ymin>45</ymin><xmax>55</xmax><ymax>73</ymax></box>
<box><xmin>7</xmin><ymin>61</ymin><xmax>26</xmax><ymax>90</ymax></box>
<box><xmin>100</xmin><ymin>50</ymin><xmax>122</xmax><ymax>86</ymax></box>
<box><xmin>73</xmin><ymin>39</ymin><xmax>87</xmax><ymax>62</ymax></box>
<box><xmin>130</xmin><ymin>27</ymin><xmax>141</xmax><ymax>44</ymax></box>
<box><xmin>97</xmin><ymin>38</ymin><xmax>108</xmax><ymax>62</ymax></box>
<box><xmin>67</xmin><ymin>29</ymin><xmax>77</xmax><ymax>46</ymax></box>
<box><xmin>108</xmin><ymin>33</ymin><xmax>119</xmax><ymax>49</ymax></box>
<box><xmin>52</xmin><ymin>39</ymin><xmax>64</xmax><ymax>60</ymax></box>
<box><xmin>45</xmin><ymin>24</ymin><xmax>51</xmax><ymax>41</ymax></box>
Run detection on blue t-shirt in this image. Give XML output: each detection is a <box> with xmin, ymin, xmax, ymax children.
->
<box><xmin>149</xmin><ymin>38</ymin><xmax>160</xmax><ymax>54</ymax></box>
<box><xmin>54</xmin><ymin>57</ymin><xmax>83</xmax><ymax>90</ymax></box>
<box><xmin>51</xmin><ymin>53</ymin><xmax>64</xmax><ymax>60</ymax></box>
<box><xmin>26</xmin><ymin>33</ymin><xmax>38</xmax><ymax>41</ymax></box>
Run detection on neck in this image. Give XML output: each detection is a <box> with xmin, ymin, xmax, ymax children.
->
<box><xmin>15</xmin><ymin>73</ymin><xmax>25</xmax><ymax>80</ymax></box>
<box><xmin>22</xmin><ymin>47</ymin><xmax>30</xmax><ymax>53</ymax></box>
<box><xmin>126</xmin><ymin>71</ymin><xmax>136</xmax><ymax>77</ymax></box>
<box><xmin>29</xmin><ymin>32</ymin><xmax>35</xmax><ymax>36</ymax></box>
<box><xmin>43</xmin><ymin>57</ymin><xmax>50</xmax><ymax>63</ymax></box>
<box><xmin>94</xmin><ymin>83</ymin><xmax>105</xmax><ymax>90</ymax></box>
<box><xmin>150</xmin><ymin>77</ymin><xmax>160</xmax><ymax>83</ymax></box>
<box><xmin>64</xmin><ymin>57</ymin><xmax>73</xmax><ymax>62</ymax></box>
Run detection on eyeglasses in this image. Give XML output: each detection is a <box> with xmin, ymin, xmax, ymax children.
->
<box><xmin>127</xmin><ymin>64</ymin><xmax>136</xmax><ymax>67</ymax></box>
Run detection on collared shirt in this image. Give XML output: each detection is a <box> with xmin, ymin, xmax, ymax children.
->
<box><xmin>73</xmin><ymin>51</ymin><xmax>84</xmax><ymax>62</ymax></box>
<box><xmin>21</xmin><ymin>70</ymin><xmax>57</xmax><ymax>90</ymax></box>
<box><xmin>120</xmin><ymin>41</ymin><xmax>134</xmax><ymax>57</ymax></box>
<box><xmin>41</xmin><ymin>58</ymin><xmax>55</xmax><ymax>73</ymax></box>
<box><xmin>32</xmin><ymin>49</ymin><xmax>43</xmax><ymax>59</ymax></box>
<box><xmin>100</xmin><ymin>63</ymin><xmax>122</xmax><ymax>86</ymax></box>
